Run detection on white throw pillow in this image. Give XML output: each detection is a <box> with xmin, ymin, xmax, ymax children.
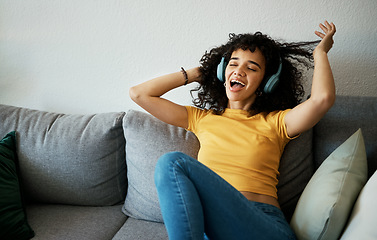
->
<box><xmin>290</xmin><ymin>129</ymin><xmax>367</xmax><ymax>240</ymax></box>
<box><xmin>340</xmin><ymin>170</ymin><xmax>377</xmax><ymax>240</ymax></box>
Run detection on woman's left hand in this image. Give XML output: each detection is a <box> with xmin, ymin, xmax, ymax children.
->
<box><xmin>314</xmin><ymin>21</ymin><xmax>336</xmax><ymax>54</ymax></box>
<box><xmin>285</xmin><ymin>20</ymin><xmax>336</xmax><ymax>138</ymax></box>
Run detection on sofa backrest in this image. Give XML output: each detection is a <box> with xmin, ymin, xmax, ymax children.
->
<box><xmin>313</xmin><ymin>96</ymin><xmax>377</xmax><ymax>178</ymax></box>
<box><xmin>0</xmin><ymin>104</ymin><xmax>127</xmax><ymax>206</ymax></box>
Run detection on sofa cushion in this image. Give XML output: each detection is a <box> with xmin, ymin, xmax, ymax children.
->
<box><xmin>340</xmin><ymin>170</ymin><xmax>377</xmax><ymax>239</ymax></box>
<box><xmin>26</xmin><ymin>203</ymin><xmax>127</xmax><ymax>240</ymax></box>
<box><xmin>122</xmin><ymin>110</ymin><xmax>200</xmax><ymax>222</ymax></box>
<box><xmin>0</xmin><ymin>132</ymin><xmax>35</xmax><ymax>240</ymax></box>
<box><xmin>277</xmin><ymin>129</ymin><xmax>314</xmax><ymax>222</ymax></box>
<box><xmin>314</xmin><ymin>96</ymin><xmax>377</xmax><ymax>177</ymax></box>
<box><xmin>0</xmin><ymin>104</ymin><xmax>126</xmax><ymax>206</ymax></box>
<box><xmin>122</xmin><ymin>110</ymin><xmax>314</xmax><ymax>223</ymax></box>
<box><xmin>291</xmin><ymin>129</ymin><xmax>367</xmax><ymax>240</ymax></box>
<box><xmin>112</xmin><ymin>217</ymin><xmax>168</xmax><ymax>240</ymax></box>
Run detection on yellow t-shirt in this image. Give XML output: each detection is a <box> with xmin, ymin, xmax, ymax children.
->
<box><xmin>185</xmin><ymin>106</ymin><xmax>295</xmax><ymax>199</ymax></box>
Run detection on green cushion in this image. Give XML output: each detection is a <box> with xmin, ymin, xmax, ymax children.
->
<box><xmin>0</xmin><ymin>132</ymin><xmax>35</xmax><ymax>240</ymax></box>
<box><xmin>290</xmin><ymin>129</ymin><xmax>367</xmax><ymax>240</ymax></box>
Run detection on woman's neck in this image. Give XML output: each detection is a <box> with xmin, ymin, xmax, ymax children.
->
<box><xmin>227</xmin><ymin>97</ymin><xmax>256</xmax><ymax>111</ymax></box>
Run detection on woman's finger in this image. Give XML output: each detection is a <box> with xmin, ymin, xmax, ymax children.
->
<box><xmin>324</xmin><ymin>20</ymin><xmax>332</xmax><ymax>29</ymax></box>
<box><xmin>315</xmin><ymin>31</ymin><xmax>325</xmax><ymax>39</ymax></box>
<box><xmin>319</xmin><ymin>23</ymin><xmax>328</xmax><ymax>33</ymax></box>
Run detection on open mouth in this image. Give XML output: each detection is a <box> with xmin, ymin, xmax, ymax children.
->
<box><xmin>230</xmin><ymin>80</ymin><xmax>246</xmax><ymax>90</ymax></box>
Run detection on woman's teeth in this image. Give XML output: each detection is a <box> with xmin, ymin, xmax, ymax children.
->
<box><xmin>230</xmin><ymin>80</ymin><xmax>245</xmax><ymax>88</ymax></box>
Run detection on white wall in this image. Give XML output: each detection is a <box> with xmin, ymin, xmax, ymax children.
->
<box><xmin>1</xmin><ymin>0</ymin><xmax>376</xmax><ymax>114</ymax></box>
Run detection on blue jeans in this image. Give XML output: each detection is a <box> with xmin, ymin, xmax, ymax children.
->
<box><xmin>154</xmin><ymin>152</ymin><xmax>296</xmax><ymax>240</ymax></box>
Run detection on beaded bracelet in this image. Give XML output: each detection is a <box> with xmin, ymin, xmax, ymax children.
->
<box><xmin>180</xmin><ymin>67</ymin><xmax>189</xmax><ymax>85</ymax></box>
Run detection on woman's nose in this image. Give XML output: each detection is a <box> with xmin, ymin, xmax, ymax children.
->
<box><xmin>234</xmin><ymin>67</ymin><xmax>245</xmax><ymax>77</ymax></box>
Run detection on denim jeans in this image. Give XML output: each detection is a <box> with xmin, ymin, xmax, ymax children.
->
<box><xmin>154</xmin><ymin>152</ymin><xmax>296</xmax><ymax>240</ymax></box>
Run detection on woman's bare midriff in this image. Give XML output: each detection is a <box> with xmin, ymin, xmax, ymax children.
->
<box><xmin>240</xmin><ymin>191</ymin><xmax>280</xmax><ymax>209</ymax></box>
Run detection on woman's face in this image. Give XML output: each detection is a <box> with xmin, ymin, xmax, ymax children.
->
<box><xmin>224</xmin><ymin>48</ymin><xmax>266</xmax><ymax>110</ymax></box>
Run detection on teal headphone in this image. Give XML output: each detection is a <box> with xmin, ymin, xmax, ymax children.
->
<box><xmin>217</xmin><ymin>57</ymin><xmax>282</xmax><ymax>94</ymax></box>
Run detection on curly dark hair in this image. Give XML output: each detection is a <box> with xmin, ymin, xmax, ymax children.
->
<box><xmin>191</xmin><ymin>32</ymin><xmax>320</xmax><ymax>115</ymax></box>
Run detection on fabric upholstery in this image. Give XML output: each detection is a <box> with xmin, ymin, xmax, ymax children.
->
<box><xmin>291</xmin><ymin>129</ymin><xmax>367</xmax><ymax>240</ymax></box>
<box><xmin>277</xmin><ymin>129</ymin><xmax>314</xmax><ymax>222</ymax></box>
<box><xmin>0</xmin><ymin>132</ymin><xmax>35</xmax><ymax>240</ymax></box>
<box><xmin>122</xmin><ymin>110</ymin><xmax>200</xmax><ymax>222</ymax></box>
<box><xmin>26</xmin><ymin>204</ymin><xmax>126</xmax><ymax>240</ymax></box>
<box><xmin>113</xmin><ymin>218</ymin><xmax>168</xmax><ymax>240</ymax></box>
<box><xmin>340</xmin><ymin>170</ymin><xmax>377</xmax><ymax>239</ymax></box>
<box><xmin>0</xmin><ymin>104</ymin><xmax>126</xmax><ymax>206</ymax></box>
<box><xmin>314</xmin><ymin>96</ymin><xmax>377</xmax><ymax>177</ymax></box>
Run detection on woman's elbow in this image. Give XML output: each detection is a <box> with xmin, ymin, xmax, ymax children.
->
<box><xmin>313</xmin><ymin>92</ymin><xmax>336</xmax><ymax>112</ymax></box>
<box><xmin>323</xmin><ymin>92</ymin><xmax>336</xmax><ymax>109</ymax></box>
<box><xmin>129</xmin><ymin>86</ymin><xmax>142</xmax><ymax>103</ymax></box>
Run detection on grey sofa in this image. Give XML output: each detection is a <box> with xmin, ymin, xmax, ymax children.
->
<box><xmin>0</xmin><ymin>95</ymin><xmax>376</xmax><ymax>240</ymax></box>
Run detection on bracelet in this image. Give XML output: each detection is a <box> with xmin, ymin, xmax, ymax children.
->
<box><xmin>180</xmin><ymin>67</ymin><xmax>189</xmax><ymax>85</ymax></box>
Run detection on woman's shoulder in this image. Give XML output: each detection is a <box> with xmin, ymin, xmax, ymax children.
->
<box><xmin>265</xmin><ymin>108</ymin><xmax>291</xmax><ymax>116</ymax></box>
<box><xmin>185</xmin><ymin>106</ymin><xmax>213</xmax><ymax>121</ymax></box>
<box><xmin>261</xmin><ymin>109</ymin><xmax>292</xmax><ymax>124</ymax></box>
<box><xmin>185</xmin><ymin>106</ymin><xmax>210</xmax><ymax>114</ymax></box>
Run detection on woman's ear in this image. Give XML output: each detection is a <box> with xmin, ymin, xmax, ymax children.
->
<box><xmin>255</xmin><ymin>88</ymin><xmax>263</xmax><ymax>97</ymax></box>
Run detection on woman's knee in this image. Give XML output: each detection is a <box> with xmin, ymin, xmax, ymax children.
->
<box><xmin>154</xmin><ymin>151</ymin><xmax>186</xmax><ymax>187</ymax></box>
<box><xmin>156</xmin><ymin>151</ymin><xmax>185</xmax><ymax>170</ymax></box>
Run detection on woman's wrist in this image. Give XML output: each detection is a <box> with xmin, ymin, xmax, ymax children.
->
<box><xmin>180</xmin><ymin>67</ymin><xmax>189</xmax><ymax>85</ymax></box>
<box><xmin>185</xmin><ymin>67</ymin><xmax>202</xmax><ymax>84</ymax></box>
<box><xmin>313</xmin><ymin>49</ymin><xmax>328</xmax><ymax>61</ymax></box>
<box><xmin>179</xmin><ymin>67</ymin><xmax>202</xmax><ymax>85</ymax></box>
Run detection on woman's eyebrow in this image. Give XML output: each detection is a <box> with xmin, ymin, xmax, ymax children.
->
<box><xmin>229</xmin><ymin>57</ymin><xmax>261</xmax><ymax>69</ymax></box>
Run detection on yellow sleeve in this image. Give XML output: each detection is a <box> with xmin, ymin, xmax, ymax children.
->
<box><xmin>269</xmin><ymin>109</ymin><xmax>299</xmax><ymax>142</ymax></box>
<box><xmin>184</xmin><ymin>106</ymin><xmax>208</xmax><ymax>133</ymax></box>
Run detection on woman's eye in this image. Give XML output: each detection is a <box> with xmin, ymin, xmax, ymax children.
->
<box><xmin>248</xmin><ymin>67</ymin><xmax>256</xmax><ymax>72</ymax></box>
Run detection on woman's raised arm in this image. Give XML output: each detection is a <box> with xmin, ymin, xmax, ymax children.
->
<box><xmin>285</xmin><ymin>21</ymin><xmax>336</xmax><ymax>137</ymax></box>
<box><xmin>129</xmin><ymin>67</ymin><xmax>201</xmax><ymax>129</ymax></box>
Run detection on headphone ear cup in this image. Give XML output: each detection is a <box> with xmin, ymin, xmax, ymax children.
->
<box><xmin>263</xmin><ymin>60</ymin><xmax>282</xmax><ymax>94</ymax></box>
<box><xmin>217</xmin><ymin>57</ymin><xmax>227</xmax><ymax>82</ymax></box>
<box><xmin>263</xmin><ymin>74</ymin><xmax>279</xmax><ymax>94</ymax></box>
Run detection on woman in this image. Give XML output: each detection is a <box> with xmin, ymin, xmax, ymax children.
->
<box><xmin>130</xmin><ymin>21</ymin><xmax>336</xmax><ymax>240</ymax></box>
